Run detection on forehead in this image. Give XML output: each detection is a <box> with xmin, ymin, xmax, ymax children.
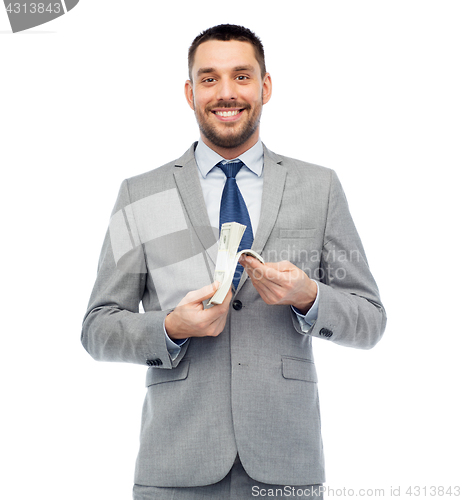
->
<box><xmin>192</xmin><ymin>40</ymin><xmax>259</xmax><ymax>76</ymax></box>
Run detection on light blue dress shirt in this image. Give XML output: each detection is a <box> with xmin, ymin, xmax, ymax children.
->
<box><xmin>164</xmin><ymin>139</ymin><xmax>319</xmax><ymax>358</ymax></box>
<box><xmin>195</xmin><ymin>138</ymin><xmax>265</xmax><ymax>234</ymax></box>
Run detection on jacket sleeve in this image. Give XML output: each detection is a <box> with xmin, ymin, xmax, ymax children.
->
<box><xmin>81</xmin><ymin>180</ymin><xmax>189</xmax><ymax>368</ymax></box>
<box><xmin>291</xmin><ymin>170</ymin><xmax>386</xmax><ymax>349</ymax></box>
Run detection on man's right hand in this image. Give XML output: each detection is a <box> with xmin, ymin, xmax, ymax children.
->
<box><xmin>165</xmin><ymin>282</ymin><xmax>233</xmax><ymax>340</ymax></box>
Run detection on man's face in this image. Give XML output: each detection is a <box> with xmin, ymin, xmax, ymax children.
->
<box><xmin>185</xmin><ymin>40</ymin><xmax>272</xmax><ymax>156</ymax></box>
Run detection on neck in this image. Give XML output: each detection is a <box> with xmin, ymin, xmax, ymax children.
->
<box><xmin>201</xmin><ymin>130</ymin><xmax>259</xmax><ymax>160</ymax></box>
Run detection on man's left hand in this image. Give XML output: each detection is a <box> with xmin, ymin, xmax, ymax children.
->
<box><xmin>239</xmin><ymin>255</ymin><xmax>318</xmax><ymax>315</ymax></box>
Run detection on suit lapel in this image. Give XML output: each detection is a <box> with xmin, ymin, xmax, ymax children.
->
<box><xmin>236</xmin><ymin>145</ymin><xmax>287</xmax><ymax>293</ymax></box>
<box><xmin>252</xmin><ymin>145</ymin><xmax>287</xmax><ymax>254</ymax></box>
<box><xmin>173</xmin><ymin>144</ymin><xmax>218</xmax><ymax>267</ymax></box>
<box><xmin>173</xmin><ymin>143</ymin><xmax>287</xmax><ymax>293</ymax></box>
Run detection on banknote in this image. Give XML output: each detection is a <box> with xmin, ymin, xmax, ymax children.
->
<box><xmin>208</xmin><ymin>222</ymin><xmax>264</xmax><ymax>305</ymax></box>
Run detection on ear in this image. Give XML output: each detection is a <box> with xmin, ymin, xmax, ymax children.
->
<box><xmin>262</xmin><ymin>73</ymin><xmax>272</xmax><ymax>105</ymax></box>
<box><xmin>184</xmin><ymin>80</ymin><xmax>195</xmax><ymax>110</ymax></box>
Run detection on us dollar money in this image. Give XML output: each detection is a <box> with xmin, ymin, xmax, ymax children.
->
<box><xmin>208</xmin><ymin>222</ymin><xmax>264</xmax><ymax>305</ymax></box>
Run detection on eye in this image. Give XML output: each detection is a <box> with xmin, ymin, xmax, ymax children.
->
<box><xmin>202</xmin><ymin>78</ymin><xmax>216</xmax><ymax>83</ymax></box>
<box><xmin>236</xmin><ymin>75</ymin><xmax>249</xmax><ymax>81</ymax></box>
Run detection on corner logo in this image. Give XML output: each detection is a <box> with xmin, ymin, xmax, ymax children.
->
<box><xmin>3</xmin><ymin>0</ymin><xmax>79</xmax><ymax>33</ymax></box>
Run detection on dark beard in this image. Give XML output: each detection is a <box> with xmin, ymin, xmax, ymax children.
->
<box><xmin>198</xmin><ymin>116</ymin><xmax>260</xmax><ymax>149</ymax></box>
<box><xmin>194</xmin><ymin>100</ymin><xmax>262</xmax><ymax>150</ymax></box>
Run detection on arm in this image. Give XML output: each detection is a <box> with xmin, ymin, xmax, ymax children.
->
<box><xmin>241</xmin><ymin>170</ymin><xmax>386</xmax><ymax>349</ymax></box>
<box><xmin>311</xmin><ymin>170</ymin><xmax>386</xmax><ymax>349</ymax></box>
<box><xmin>82</xmin><ymin>180</ymin><xmax>233</xmax><ymax>367</ymax></box>
<box><xmin>81</xmin><ymin>180</ymin><xmax>183</xmax><ymax>368</ymax></box>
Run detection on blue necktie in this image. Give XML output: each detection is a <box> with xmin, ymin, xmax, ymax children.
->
<box><xmin>218</xmin><ymin>159</ymin><xmax>254</xmax><ymax>290</ymax></box>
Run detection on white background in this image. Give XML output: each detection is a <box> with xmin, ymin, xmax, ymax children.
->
<box><xmin>1</xmin><ymin>1</ymin><xmax>461</xmax><ymax>498</ymax></box>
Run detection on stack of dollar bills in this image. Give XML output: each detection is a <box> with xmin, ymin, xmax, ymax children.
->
<box><xmin>208</xmin><ymin>222</ymin><xmax>264</xmax><ymax>305</ymax></box>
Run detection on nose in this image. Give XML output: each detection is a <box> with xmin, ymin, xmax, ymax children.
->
<box><xmin>216</xmin><ymin>77</ymin><xmax>237</xmax><ymax>101</ymax></box>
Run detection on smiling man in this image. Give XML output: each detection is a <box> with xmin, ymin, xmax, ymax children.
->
<box><xmin>82</xmin><ymin>24</ymin><xmax>386</xmax><ymax>500</ymax></box>
<box><xmin>185</xmin><ymin>38</ymin><xmax>271</xmax><ymax>157</ymax></box>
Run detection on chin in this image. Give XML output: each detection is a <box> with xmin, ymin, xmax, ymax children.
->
<box><xmin>205</xmin><ymin>124</ymin><xmax>258</xmax><ymax>150</ymax></box>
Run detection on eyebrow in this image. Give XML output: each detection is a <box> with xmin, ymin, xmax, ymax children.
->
<box><xmin>196</xmin><ymin>65</ymin><xmax>256</xmax><ymax>77</ymax></box>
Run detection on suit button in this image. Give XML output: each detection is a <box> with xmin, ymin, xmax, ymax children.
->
<box><xmin>146</xmin><ymin>358</ymin><xmax>163</xmax><ymax>366</ymax></box>
<box><xmin>232</xmin><ymin>300</ymin><xmax>243</xmax><ymax>311</ymax></box>
<box><xmin>320</xmin><ymin>328</ymin><xmax>333</xmax><ymax>338</ymax></box>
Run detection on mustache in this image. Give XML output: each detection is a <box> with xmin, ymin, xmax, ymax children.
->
<box><xmin>205</xmin><ymin>102</ymin><xmax>251</xmax><ymax>112</ymax></box>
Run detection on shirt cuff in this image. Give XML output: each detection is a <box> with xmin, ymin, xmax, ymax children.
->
<box><xmin>164</xmin><ymin>319</ymin><xmax>188</xmax><ymax>361</ymax></box>
<box><xmin>291</xmin><ymin>281</ymin><xmax>320</xmax><ymax>333</ymax></box>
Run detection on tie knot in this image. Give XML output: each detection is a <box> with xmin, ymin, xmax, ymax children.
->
<box><xmin>218</xmin><ymin>160</ymin><xmax>244</xmax><ymax>179</ymax></box>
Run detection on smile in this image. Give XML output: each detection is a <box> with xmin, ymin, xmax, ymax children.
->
<box><xmin>213</xmin><ymin>109</ymin><xmax>242</xmax><ymax>117</ymax></box>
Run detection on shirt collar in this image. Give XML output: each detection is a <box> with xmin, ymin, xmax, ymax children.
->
<box><xmin>195</xmin><ymin>138</ymin><xmax>264</xmax><ymax>178</ymax></box>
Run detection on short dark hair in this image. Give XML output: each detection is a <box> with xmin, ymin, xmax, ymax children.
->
<box><xmin>188</xmin><ymin>24</ymin><xmax>266</xmax><ymax>81</ymax></box>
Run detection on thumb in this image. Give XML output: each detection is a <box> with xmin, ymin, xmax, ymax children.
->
<box><xmin>178</xmin><ymin>281</ymin><xmax>220</xmax><ymax>306</ymax></box>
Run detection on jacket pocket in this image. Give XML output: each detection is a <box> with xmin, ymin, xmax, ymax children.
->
<box><xmin>281</xmin><ymin>356</ymin><xmax>318</xmax><ymax>383</ymax></box>
<box><xmin>145</xmin><ymin>358</ymin><xmax>190</xmax><ymax>387</ymax></box>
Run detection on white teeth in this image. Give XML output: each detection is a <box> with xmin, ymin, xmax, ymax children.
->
<box><xmin>216</xmin><ymin>110</ymin><xmax>240</xmax><ymax>117</ymax></box>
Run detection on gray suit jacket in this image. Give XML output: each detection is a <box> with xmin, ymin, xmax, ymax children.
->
<box><xmin>82</xmin><ymin>143</ymin><xmax>386</xmax><ymax>487</ymax></box>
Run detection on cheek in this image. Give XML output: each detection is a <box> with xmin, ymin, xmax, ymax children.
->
<box><xmin>241</xmin><ymin>83</ymin><xmax>263</xmax><ymax>100</ymax></box>
<box><xmin>194</xmin><ymin>88</ymin><xmax>215</xmax><ymax>108</ymax></box>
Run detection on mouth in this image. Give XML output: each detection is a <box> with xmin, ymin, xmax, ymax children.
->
<box><xmin>214</xmin><ymin>109</ymin><xmax>242</xmax><ymax>117</ymax></box>
<box><xmin>211</xmin><ymin>107</ymin><xmax>245</xmax><ymax>121</ymax></box>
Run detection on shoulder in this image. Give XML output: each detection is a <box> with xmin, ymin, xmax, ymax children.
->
<box><xmin>120</xmin><ymin>143</ymin><xmax>197</xmax><ymax>204</ymax></box>
<box><xmin>264</xmin><ymin>144</ymin><xmax>335</xmax><ymax>183</ymax></box>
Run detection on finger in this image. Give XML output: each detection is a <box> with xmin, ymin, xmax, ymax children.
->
<box><xmin>243</xmin><ymin>262</ymin><xmax>290</xmax><ymax>304</ymax></box>
<box><xmin>209</xmin><ymin>287</ymin><xmax>233</xmax><ymax>317</ymax></box>
<box><xmin>178</xmin><ymin>281</ymin><xmax>220</xmax><ymax>306</ymax></box>
<box><xmin>251</xmin><ymin>278</ymin><xmax>284</xmax><ymax>304</ymax></box>
<box><xmin>201</xmin><ymin>288</ymin><xmax>232</xmax><ymax>335</ymax></box>
<box><xmin>239</xmin><ymin>254</ymin><xmax>264</xmax><ymax>270</ymax></box>
<box><xmin>205</xmin><ymin>316</ymin><xmax>227</xmax><ymax>337</ymax></box>
<box><xmin>240</xmin><ymin>256</ymin><xmax>267</xmax><ymax>278</ymax></box>
<box><xmin>246</xmin><ymin>263</ymin><xmax>281</xmax><ymax>284</ymax></box>
<box><xmin>208</xmin><ymin>305</ymin><xmax>229</xmax><ymax>333</ymax></box>
<box><xmin>264</xmin><ymin>260</ymin><xmax>294</xmax><ymax>272</ymax></box>
<box><xmin>222</xmin><ymin>287</ymin><xmax>233</xmax><ymax>305</ymax></box>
